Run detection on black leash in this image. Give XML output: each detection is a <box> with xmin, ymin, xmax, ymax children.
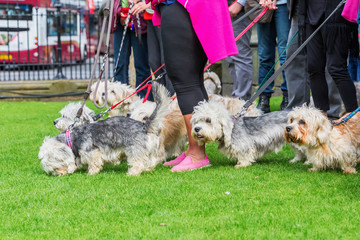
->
<box><xmin>234</xmin><ymin>0</ymin><xmax>346</xmax><ymax>119</ymax></box>
<box><xmin>232</xmin><ymin>4</ymin><xmax>260</xmax><ymax>26</ymax></box>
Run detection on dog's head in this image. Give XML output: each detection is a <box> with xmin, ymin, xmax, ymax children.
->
<box><xmin>284</xmin><ymin>105</ymin><xmax>332</xmax><ymax>147</ymax></box>
<box><xmin>54</xmin><ymin>102</ymin><xmax>95</xmax><ymax>131</ymax></box>
<box><xmin>38</xmin><ymin>136</ymin><xmax>78</xmax><ymax>176</ymax></box>
<box><xmin>90</xmin><ymin>81</ymin><xmax>106</xmax><ymax>105</ymax></box>
<box><xmin>191</xmin><ymin>101</ymin><xmax>234</xmax><ymax>145</ymax></box>
<box><xmin>107</xmin><ymin>82</ymin><xmax>140</xmax><ymax>116</ymax></box>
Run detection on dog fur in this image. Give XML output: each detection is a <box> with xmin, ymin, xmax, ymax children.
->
<box><xmin>128</xmin><ymin>98</ymin><xmax>187</xmax><ymax>159</ymax></box>
<box><xmin>54</xmin><ymin>102</ymin><xmax>96</xmax><ymax>132</ymax></box>
<box><xmin>191</xmin><ymin>101</ymin><xmax>291</xmax><ymax>168</ymax></box>
<box><xmin>208</xmin><ymin>94</ymin><xmax>262</xmax><ymax>117</ymax></box>
<box><xmin>90</xmin><ymin>81</ymin><xmax>140</xmax><ymax>117</ymax></box>
<box><xmin>284</xmin><ymin>105</ymin><xmax>360</xmax><ymax>174</ymax></box>
<box><xmin>204</xmin><ymin>71</ymin><xmax>222</xmax><ymax>95</ymax></box>
<box><xmin>39</xmin><ymin>82</ymin><xmax>169</xmax><ymax>176</ymax></box>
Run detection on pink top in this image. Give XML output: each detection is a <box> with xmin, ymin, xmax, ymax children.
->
<box><xmin>341</xmin><ymin>0</ymin><xmax>359</xmax><ymax>23</ymax></box>
<box><xmin>146</xmin><ymin>0</ymin><xmax>238</xmax><ymax>63</ymax></box>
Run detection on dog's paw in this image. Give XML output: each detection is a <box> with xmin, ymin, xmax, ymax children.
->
<box><xmin>88</xmin><ymin>167</ymin><xmax>101</xmax><ymax>175</ymax></box>
<box><xmin>234</xmin><ymin>162</ymin><xmax>252</xmax><ymax>169</ymax></box>
<box><xmin>289</xmin><ymin>158</ymin><xmax>301</xmax><ymax>163</ymax></box>
<box><xmin>303</xmin><ymin>160</ymin><xmax>311</xmax><ymax>165</ymax></box>
<box><xmin>308</xmin><ymin>167</ymin><xmax>319</xmax><ymax>172</ymax></box>
<box><xmin>343</xmin><ymin>167</ymin><xmax>357</xmax><ymax>174</ymax></box>
<box><xmin>127</xmin><ymin>168</ymin><xmax>142</xmax><ymax>176</ymax></box>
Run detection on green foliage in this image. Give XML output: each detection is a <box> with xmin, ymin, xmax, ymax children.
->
<box><xmin>1</xmin><ymin>100</ymin><xmax>360</xmax><ymax>239</ymax></box>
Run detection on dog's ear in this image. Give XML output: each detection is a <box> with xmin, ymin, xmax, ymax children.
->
<box><xmin>220</xmin><ymin>116</ymin><xmax>234</xmax><ymax>148</ymax></box>
<box><xmin>315</xmin><ymin>117</ymin><xmax>332</xmax><ymax>145</ymax></box>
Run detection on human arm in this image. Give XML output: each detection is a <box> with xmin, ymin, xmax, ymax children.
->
<box><xmin>229</xmin><ymin>0</ymin><xmax>246</xmax><ymax>18</ymax></box>
<box><xmin>259</xmin><ymin>0</ymin><xmax>278</xmax><ymax>10</ymax></box>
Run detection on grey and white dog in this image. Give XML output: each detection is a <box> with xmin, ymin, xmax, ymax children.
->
<box><xmin>191</xmin><ymin>101</ymin><xmax>299</xmax><ymax>168</ymax></box>
<box><xmin>39</xmin><ymin>82</ymin><xmax>169</xmax><ymax>176</ymax></box>
<box><xmin>54</xmin><ymin>102</ymin><xmax>96</xmax><ymax>132</ymax></box>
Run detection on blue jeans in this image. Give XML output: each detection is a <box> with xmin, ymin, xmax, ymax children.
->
<box><xmin>257</xmin><ymin>4</ymin><xmax>290</xmax><ymax>94</ymax></box>
<box><xmin>113</xmin><ymin>26</ymin><xmax>152</xmax><ymax>99</ymax></box>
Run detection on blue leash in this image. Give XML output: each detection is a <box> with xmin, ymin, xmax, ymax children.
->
<box><xmin>331</xmin><ymin>106</ymin><xmax>360</xmax><ymax>126</ymax></box>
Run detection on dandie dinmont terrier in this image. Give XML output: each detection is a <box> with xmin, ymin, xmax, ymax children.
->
<box><xmin>39</xmin><ymin>82</ymin><xmax>169</xmax><ymax>176</ymax></box>
<box><xmin>284</xmin><ymin>105</ymin><xmax>360</xmax><ymax>174</ymax></box>
<box><xmin>208</xmin><ymin>94</ymin><xmax>262</xmax><ymax>117</ymax></box>
<box><xmin>90</xmin><ymin>81</ymin><xmax>140</xmax><ymax>117</ymax></box>
<box><xmin>128</xmin><ymin>98</ymin><xmax>187</xmax><ymax>159</ymax></box>
<box><xmin>54</xmin><ymin>102</ymin><xmax>96</xmax><ymax>132</ymax></box>
<box><xmin>191</xmin><ymin>101</ymin><xmax>292</xmax><ymax>168</ymax></box>
<box><xmin>204</xmin><ymin>71</ymin><xmax>222</xmax><ymax>95</ymax></box>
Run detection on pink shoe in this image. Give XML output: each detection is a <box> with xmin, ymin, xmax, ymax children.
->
<box><xmin>163</xmin><ymin>152</ymin><xmax>186</xmax><ymax>166</ymax></box>
<box><xmin>170</xmin><ymin>156</ymin><xmax>210</xmax><ymax>172</ymax></box>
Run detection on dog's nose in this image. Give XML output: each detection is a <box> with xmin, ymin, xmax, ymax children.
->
<box><xmin>286</xmin><ymin>126</ymin><xmax>292</xmax><ymax>132</ymax></box>
<box><xmin>194</xmin><ymin>127</ymin><xmax>201</xmax><ymax>133</ymax></box>
<box><xmin>54</xmin><ymin>120</ymin><xmax>58</xmax><ymax>125</ymax></box>
<box><xmin>126</xmin><ymin>113</ymin><xmax>131</xmax><ymax>117</ymax></box>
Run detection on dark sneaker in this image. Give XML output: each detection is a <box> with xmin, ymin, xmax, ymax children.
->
<box><xmin>257</xmin><ymin>94</ymin><xmax>270</xmax><ymax>113</ymax></box>
<box><xmin>280</xmin><ymin>92</ymin><xmax>289</xmax><ymax>111</ymax></box>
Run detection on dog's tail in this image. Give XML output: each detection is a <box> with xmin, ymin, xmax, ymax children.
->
<box><xmin>145</xmin><ymin>82</ymin><xmax>171</xmax><ymax>135</ymax></box>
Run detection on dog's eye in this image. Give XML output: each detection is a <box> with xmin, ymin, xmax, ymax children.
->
<box><xmin>289</xmin><ymin>118</ymin><xmax>293</xmax><ymax>123</ymax></box>
<box><xmin>111</xmin><ymin>90</ymin><xmax>115</xmax><ymax>94</ymax></box>
<box><xmin>205</xmin><ymin>118</ymin><xmax>211</xmax><ymax>124</ymax></box>
<box><xmin>299</xmin><ymin>119</ymin><xmax>306</xmax><ymax>125</ymax></box>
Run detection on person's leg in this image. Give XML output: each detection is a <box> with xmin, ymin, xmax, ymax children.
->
<box><xmin>257</xmin><ymin>20</ymin><xmax>276</xmax><ymax>112</ymax></box>
<box><xmin>274</xmin><ymin>4</ymin><xmax>290</xmax><ymax>110</ymax></box>
<box><xmin>227</xmin><ymin>10</ymin><xmax>253</xmax><ymax>100</ymax></box>
<box><xmin>326</xmin><ymin>69</ymin><xmax>343</xmax><ymax>119</ymax></box>
<box><xmin>285</xmin><ymin>12</ymin><xmax>310</xmax><ymax>110</ymax></box>
<box><xmin>160</xmin><ymin>2</ymin><xmax>208</xmax><ymax>164</ymax></box>
<box><xmin>131</xmin><ymin>29</ymin><xmax>152</xmax><ymax>100</ymax></box>
<box><xmin>113</xmin><ymin>26</ymin><xmax>131</xmax><ymax>83</ymax></box>
<box><xmin>306</xmin><ymin>23</ymin><xmax>329</xmax><ymax>112</ymax></box>
<box><xmin>325</xmin><ymin>31</ymin><xmax>358</xmax><ymax>113</ymax></box>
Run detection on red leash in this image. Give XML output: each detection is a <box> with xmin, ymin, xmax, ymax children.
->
<box><xmin>204</xmin><ymin>7</ymin><xmax>269</xmax><ymax>71</ymax></box>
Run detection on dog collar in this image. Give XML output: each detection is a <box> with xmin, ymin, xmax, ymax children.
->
<box><xmin>65</xmin><ymin>129</ymin><xmax>72</xmax><ymax>149</ymax></box>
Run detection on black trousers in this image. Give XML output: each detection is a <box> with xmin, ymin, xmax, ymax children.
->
<box><xmin>159</xmin><ymin>2</ymin><xmax>208</xmax><ymax>115</ymax></box>
<box><xmin>306</xmin><ymin>23</ymin><xmax>358</xmax><ymax>112</ymax></box>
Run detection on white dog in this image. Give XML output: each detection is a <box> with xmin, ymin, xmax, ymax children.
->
<box><xmin>54</xmin><ymin>102</ymin><xmax>96</xmax><ymax>132</ymax></box>
<box><xmin>90</xmin><ymin>81</ymin><xmax>140</xmax><ymax>117</ymax></box>
<box><xmin>284</xmin><ymin>105</ymin><xmax>360</xmax><ymax>174</ymax></box>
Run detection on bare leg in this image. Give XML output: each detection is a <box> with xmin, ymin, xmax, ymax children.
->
<box><xmin>183</xmin><ymin>114</ymin><xmax>206</xmax><ymax>163</ymax></box>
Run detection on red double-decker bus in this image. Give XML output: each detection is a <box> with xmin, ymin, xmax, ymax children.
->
<box><xmin>0</xmin><ymin>0</ymin><xmax>98</xmax><ymax>64</ymax></box>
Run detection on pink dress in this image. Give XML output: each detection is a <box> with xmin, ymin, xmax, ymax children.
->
<box><xmin>146</xmin><ymin>0</ymin><xmax>238</xmax><ymax>63</ymax></box>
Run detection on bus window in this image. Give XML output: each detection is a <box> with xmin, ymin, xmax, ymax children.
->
<box><xmin>47</xmin><ymin>11</ymin><xmax>77</xmax><ymax>36</ymax></box>
<box><xmin>0</xmin><ymin>4</ymin><xmax>32</xmax><ymax>20</ymax></box>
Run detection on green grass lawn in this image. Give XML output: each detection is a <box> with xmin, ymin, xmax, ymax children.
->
<box><xmin>1</xmin><ymin>98</ymin><xmax>360</xmax><ymax>239</ymax></box>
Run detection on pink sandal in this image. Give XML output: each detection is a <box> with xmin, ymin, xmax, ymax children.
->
<box><xmin>170</xmin><ymin>156</ymin><xmax>210</xmax><ymax>172</ymax></box>
<box><xmin>163</xmin><ymin>152</ymin><xmax>186</xmax><ymax>166</ymax></box>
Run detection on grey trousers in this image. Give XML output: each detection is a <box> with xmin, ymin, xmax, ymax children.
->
<box><xmin>284</xmin><ymin>13</ymin><xmax>342</xmax><ymax>117</ymax></box>
<box><xmin>226</xmin><ymin>10</ymin><xmax>253</xmax><ymax>100</ymax></box>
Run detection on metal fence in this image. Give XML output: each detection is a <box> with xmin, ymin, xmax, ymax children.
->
<box><xmin>0</xmin><ymin>2</ymin><xmax>114</xmax><ymax>81</ymax></box>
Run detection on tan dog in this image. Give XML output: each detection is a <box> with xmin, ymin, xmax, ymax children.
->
<box><xmin>284</xmin><ymin>105</ymin><xmax>360</xmax><ymax>174</ymax></box>
<box><xmin>128</xmin><ymin>98</ymin><xmax>187</xmax><ymax>159</ymax></box>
